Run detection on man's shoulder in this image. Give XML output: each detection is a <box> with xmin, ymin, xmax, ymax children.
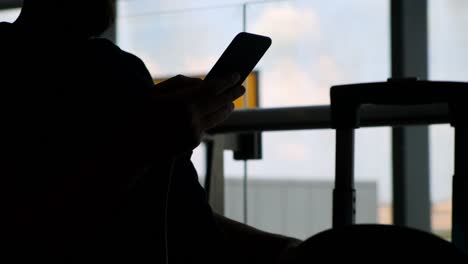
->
<box><xmin>88</xmin><ymin>38</ymin><xmax>146</xmax><ymax>68</ymax></box>
<box><xmin>87</xmin><ymin>38</ymin><xmax>153</xmax><ymax>85</ymax></box>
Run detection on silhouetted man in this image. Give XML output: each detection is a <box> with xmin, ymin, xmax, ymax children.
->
<box><xmin>0</xmin><ymin>1</ymin><xmax>300</xmax><ymax>263</ymax></box>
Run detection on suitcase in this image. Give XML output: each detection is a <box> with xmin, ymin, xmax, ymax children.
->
<box><xmin>330</xmin><ymin>78</ymin><xmax>468</xmax><ymax>255</ymax></box>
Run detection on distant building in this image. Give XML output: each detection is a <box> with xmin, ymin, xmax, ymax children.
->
<box><xmin>224</xmin><ymin>178</ymin><xmax>377</xmax><ymax>240</ymax></box>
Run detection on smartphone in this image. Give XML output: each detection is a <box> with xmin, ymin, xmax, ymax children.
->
<box><xmin>204</xmin><ymin>32</ymin><xmax>272</xmax><ymax>88</ymax></box>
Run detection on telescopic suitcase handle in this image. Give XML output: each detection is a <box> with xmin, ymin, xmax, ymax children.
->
<box><xmin>330</xmin><ymin>78</ymin><xmax>468</xmax><ymax>255</ymax></box>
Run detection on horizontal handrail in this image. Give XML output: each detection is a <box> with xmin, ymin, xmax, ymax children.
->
<box><xmin>0</xmin><ymin>0</ymin><xmax>22</xmax><ymax>9</ymax></box>
<box><xmin>209</xmin><ymin>103</ymin><xmax>450</xmax><ymax>133</ymax></box>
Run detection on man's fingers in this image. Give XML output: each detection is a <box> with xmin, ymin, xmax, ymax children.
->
<box><xmin>153</xmin><ymin>73</ymin><xmax>241</xmax><ymax>102</ymax></box>
<box><xmin>153</xmin><ymin>75</ymin><xmax>203</xmax><ymax>97</ymax></box>
<box><xmin>158</xmin><ymin>75</ymin><xmax>201</xmax><ymax>88</ymax></box>
<box><xmin>200</xmin><ymin>102</ymin><xmax>235</xmax><ymax>129</ymax></box>
<box><xmin>213</xmin><ymin>73</ymin><xmax>241</xmax><ymax>95</ymax></box>
<box><xmin>197</xmin><ymin>73</ymin><xmax>241</xmax><ymax>98</ymax></box>
<box><xmin>198</xmin><ymin>85</ymin><xmax>245</xmax><ymax>116</ymax></box>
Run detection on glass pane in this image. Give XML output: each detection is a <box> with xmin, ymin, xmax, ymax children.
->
<box><xmin>429</xmin><ymin>0</ymin><xmax>468</xmax><ymax>82</ymax></box>
<box><xmin>246</xmin><ymin>0</ymin><xmax>390</xmax><ymax>107</ymax></box>
<box><xmin>428</xmin><ymin>0</ymin><xmax>467</xmax><ymax>240</ymax></box>
<box><xmin>222</xmin><ymin>0</ymin><xmax>390</xmax><ymax>239</ymax></box>
<box><xmin>0</xmin><ymin>8</ymin><xmax>21</xmax><ymax>23</ymax></box>
<box><xmin>429</xmin><ymin>125</ymin><xmax>453</xmax><ymax>240</ymax></box>
<box><xmin>225</xmin><ymin>128</ymin><xmax>390</xmax><ymax>240</ymax></box>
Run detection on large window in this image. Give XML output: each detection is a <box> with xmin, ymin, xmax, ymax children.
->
<box><xmin>118</xmin><ymin>0</ymin><xmax>390</xmax><ymax>239</ymax></box>
<box><xmin>0</xmin><ymin>0</ymin><xmax>460</xmax><ymax>243</ymax></box>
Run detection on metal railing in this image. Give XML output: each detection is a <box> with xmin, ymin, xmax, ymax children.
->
<box><xmin>0</xmin><ymin>0</ymin><xmax>22</xmax><ymax>10</ymax></box>
<box><xmin>211</xmin><ymin>103</ymin><xmax>449</xmax><ymax>133</ymax></box>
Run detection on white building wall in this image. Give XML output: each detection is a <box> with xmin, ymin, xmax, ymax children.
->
<box><xmin>224</xmin><ymin>178</ymin><xmax>377</xmax><ymax>240</ymax></box>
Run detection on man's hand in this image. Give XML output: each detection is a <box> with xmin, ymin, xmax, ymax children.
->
<box><xmin>149</xmin><ymin>74</ymin><xmax>245</xmax><ymax>157</ymax></box>
<box><xmin>213</xmin><ymin>213</ymin><xmax>302</xmax><ymax>264</ymax></box>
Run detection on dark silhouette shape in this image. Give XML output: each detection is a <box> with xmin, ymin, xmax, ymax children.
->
<box><xmin>0</xmin><ymin>1</ymin><xmax>300</xmax><ymax>263</ymax></box>
<box><xmin>287</xmin><ymin>224</ymin><xmax>467</xmax><ymax>262</ymax></box>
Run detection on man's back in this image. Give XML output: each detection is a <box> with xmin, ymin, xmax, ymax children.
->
<box><xmin>0</xmin><ymin>21</ymin><xmax>228</xmax><ymax>263</ymax></box>
<box><xmin>0</xmin><ymin>21</ymin><xmax>171</xmax><ymax>261</ymax></box>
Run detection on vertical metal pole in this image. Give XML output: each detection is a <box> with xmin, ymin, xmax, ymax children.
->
<box><xmin>333</xmin><ymin>128</ymin><xmax>356</xmax><ymax>227</ymax></box>
<box><xmin>204</xmin><ymin>140</ymin><xmax>214</xmax><ymax>200</ymax></box>
<box><xmin>391</xmin><ymin>0</ymin><xmax>431</xmax><ymax>231</ymax></box>
<box><xmin>0</xmin><ymin>0</ymin><xmax>23</xmax><ymax>10</ymax></box>
<box><xmin>453</xmin><ymin>125</ymin><xmax>468</xmax><ymax>254</ymax></box>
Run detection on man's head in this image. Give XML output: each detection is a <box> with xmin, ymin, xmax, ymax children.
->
<box><xmin>16</xmin><ymin>0</ymin><xmax>115</xmax><ymax>39</ymax></box>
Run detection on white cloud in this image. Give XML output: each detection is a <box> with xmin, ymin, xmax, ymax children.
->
<box><xmin>182</xmin><ymin>55</ymin><xmax>219</xmax><ymax>76</ymax></box>
<box><xmin>136</xmin><ymin>51</ymin><xmax>217</xmax><ymax>79</ymax></box>
<box><xmin>252</xmin><ymin>3</ymin><xmax>321</xmax><ymax>46</ymax></box>
<box><xmin>275</xmin><ymin>142</ymin><xmax>310</xmax><ymax>161</ymax></box>
<box><xmin>248</xmin><ymin>3</ymin><xmax>345</xmax><ymax>107</ymax></box>
<box><xmin>261</xmin><ymin>58</ymin><xmax>330</xmax><ymax>107</ymax></box>
<box><xmin>317</xmin><ymin>55</ymin><xmax>344</xmax><ymax>84</ymax></box>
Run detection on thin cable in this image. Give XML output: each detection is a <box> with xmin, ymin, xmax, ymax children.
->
<box><xmin>243</xmin><ymin>160</ymin><xmax>248</xmax><ymax>224</ymax></box>
<box><xmin>242</xmin><ymin>2</ymin><xmax>249</xmax><ymax>225</ymax></box>
<box><xmin>243</xmin><ymin>1</ymin><xmax>248</xmax><ymax>33</ymax></box>
<box><xmin>164</xmin><ymin>160</ymin><xmax>176</xmax><ymax>264</ymax></box>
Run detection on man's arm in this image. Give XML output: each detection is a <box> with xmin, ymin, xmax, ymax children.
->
<box><xmin>213</xmin><ymin>213</ymin><xmax>302</xmax><ymax>264</ymax></box>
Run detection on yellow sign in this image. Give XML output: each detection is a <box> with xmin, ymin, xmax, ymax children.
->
<box><xmin>154</xmin><ymin>72</ymin><xmax>259</xmax><ymax>109</ymax></box>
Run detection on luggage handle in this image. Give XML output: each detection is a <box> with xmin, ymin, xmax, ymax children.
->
<box><xmin>330</xmin><ymin>78</ymin><xmax>468</xmax><ymax>254</ymax></box>
<box><xmin>330</xmin><ymin>78</ymin><xmax>468</xmax><ymax>128</ymax></box>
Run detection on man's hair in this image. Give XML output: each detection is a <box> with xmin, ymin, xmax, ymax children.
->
<box><xmin>21</xmin><ymin>0</ymin><xmax>115</xmax><ymax>38</ymax></box>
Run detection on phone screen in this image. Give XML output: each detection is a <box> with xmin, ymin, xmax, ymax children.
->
<box><xmin>204</xmin><ymin>32</ymin><xmax>272</xmax><ymax>87</ymax></box>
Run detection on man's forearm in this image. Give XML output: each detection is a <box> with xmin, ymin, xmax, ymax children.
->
<box><xmin>213</xmin><ymin>213</ymin><xmax>302</xmax><ymax>263</ymax></box>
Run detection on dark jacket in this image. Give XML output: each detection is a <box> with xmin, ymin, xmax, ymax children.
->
<box><xmin>0</xmin><ymin>22</ymin><xmax>223</xmax><ymax>263</ymax></box>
